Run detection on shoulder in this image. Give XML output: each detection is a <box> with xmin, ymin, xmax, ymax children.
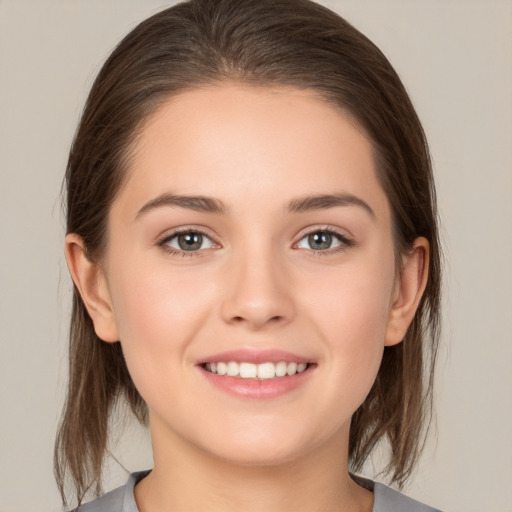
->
<box><xmin>76</xmin><ymin>471</ymin><xmax>150</xmax><ymax>512</ymax></box>
<box><xmin>351</xmin><ymin>474</ymin><xmax>444</xmax><ymax>512</ymax></box>
<box><xmin>373</xmin><ymin>482</ymin><xmax>444</xmax><ymax>512</ymax></box>
<box><xmin>76</xmin><ymin>486</ymin><xmax>124</xmax><ymax>512</ymax></box>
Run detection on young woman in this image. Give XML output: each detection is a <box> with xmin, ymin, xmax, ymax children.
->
<box><xmin>55</xmin><ymin>0</ymin><xmax>442</xmax><ymax>511</ymax></box>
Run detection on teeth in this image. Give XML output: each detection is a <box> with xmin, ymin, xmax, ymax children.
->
<box><xmin>257</xmin><ymin>362</ymin><xmax>275</xmax><ymax>379</ymax></box>
<box><xmin>286</xmin><ymin>362</ymin><xmax>297</xmax><ymax>375</ymax></box>
<box><xmin>204</xmin><ymin>361</ymin><xmax>309</xmax><ymax>379</ymax></box>
<box><xmin>227</xmin><ymin>361</ymin><xmax>239</xmax><ymax>377</ymax></box>
<box><xmin>217</xmin><ymin>362</ymin><xmax>227</xmax><ymax>375</ymax></box>
<box><xmin>275</xmin><ymin>361</ymin><xmax>287</xmax><ymax>377</ymax></box>
<box><xmin>239</xmin><ymin>362</ymin><xmax>257</xmax><ymax>378</ymax></box>
<box><xmin>297</xmin><ymin>363</ymin><xmax>307</xmax><ymax>373</ymax></box>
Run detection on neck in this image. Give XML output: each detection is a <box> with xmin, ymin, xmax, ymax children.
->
<box><xmin>134</xmin><ymin>418</ymin><xmax>373</xmax><ymax>512</ymax></box>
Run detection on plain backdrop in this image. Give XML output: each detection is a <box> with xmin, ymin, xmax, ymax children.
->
<box><xmin>1</xmin><ymin>1</ymin><xmax>511</xmax><ymax>511</ymax></box>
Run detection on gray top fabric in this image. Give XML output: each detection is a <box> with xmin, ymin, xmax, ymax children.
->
<box><xmin>78</xmin><ymin>471</ymin><xmax>443</xmax><ymax>512</ymax></box>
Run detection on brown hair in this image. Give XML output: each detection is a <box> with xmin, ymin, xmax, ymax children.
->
<box><xmin>55</xmin><ymin>0</ymin><xmax>441</xmax><ymax>507</ymax></box>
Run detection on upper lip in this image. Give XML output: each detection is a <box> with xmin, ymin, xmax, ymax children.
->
<box><xmin>197</xmin><ymin>349</ymin><xmax>312</xmax><ymax>365</ymax></box>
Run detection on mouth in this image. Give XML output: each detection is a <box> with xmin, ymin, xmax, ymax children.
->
<box><xmin>202</xmin><ymin>361</ymin><xmax>311</xmax><ymax>379</ymax></box>
<box><xmin>197</xmin><ymin>351</ymin><xmax>316</xmax><ymax>398</ymax></box>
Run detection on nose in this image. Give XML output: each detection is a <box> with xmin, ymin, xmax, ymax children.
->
<box><xmin>220</xmin><ymin>246</ymin><xmax>295</xmax><ymax>330</ymax></box>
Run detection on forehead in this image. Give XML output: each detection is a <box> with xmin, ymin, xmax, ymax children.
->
<box><xmin>119</xmin><ymin>83</ymin><xmax>388</xmax><ymax>220</ymax></box>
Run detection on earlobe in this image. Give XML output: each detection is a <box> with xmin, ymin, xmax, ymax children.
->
<box><xmin>64</xmin><ymin>233</ymin><xmax>119</xmax><ymax>343</ymax></box>
<box><xmin>385</xmin><ymin>237</ymin><xmax>429</xmax><ymax>347</ymax></box>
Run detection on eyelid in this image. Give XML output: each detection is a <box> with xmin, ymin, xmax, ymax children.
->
<box><xmin>293</xmin><ymin>225</ymin><xmax>354</xmax><ymax>252</ymax></box>
<box><xmin>156</xmin><ymin>224</ymin><xmax>354</xmax><ymax>257</ymax></box>
<box><xmin>157</xmin><ymin>225</ymin><xmax>221</xmax><ymax>255</ymax></box>
<box><xmin>157</xmin><ymin>224</ymin><xmax>219</xmax><ymax>242</ymax></box>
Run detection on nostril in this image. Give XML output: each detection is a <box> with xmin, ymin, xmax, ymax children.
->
<box><xmin>231</xmin><ymin>314</ymin><xmax>284</xmax><ymax>324</ymax></box>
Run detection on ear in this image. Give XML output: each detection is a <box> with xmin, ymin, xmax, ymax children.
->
<box><xmin>64</xmin><ymin>233</ymin><xmax>119</xmax><ymax>343</ymax></box>
<box><xmin>385</xmin><ymin>237</ymin><xmax>429</xmax><ymax>347</ymax></box>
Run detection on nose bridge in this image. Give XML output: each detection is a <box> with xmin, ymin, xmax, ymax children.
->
<box><xmin>221</xmin><ymin>236</ymin><xmax>294</xmax><ymax>329</ymax></box>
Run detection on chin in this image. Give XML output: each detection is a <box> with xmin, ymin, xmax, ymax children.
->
<box><xmin>203</xmin><ymin>441</ymin><xmax>304</xmax><ymax>468</ymax></box>
<box><xmin>192</xmin><ymin>419</ymin><xmax>338</xmax><ymax>469</ymax></box>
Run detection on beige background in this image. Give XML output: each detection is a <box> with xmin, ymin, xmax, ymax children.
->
<box><xmin>1</xmin><ymin>1</ymin><xmax>511</xmax><ymax>511</ymax></box>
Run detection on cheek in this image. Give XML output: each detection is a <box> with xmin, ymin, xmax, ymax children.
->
<box><xmin>306</xmin><ymin>254</ymin><xmax>394</xmax><ymax>335</ymax></box>
<box><xmin>301</xmin><ymin>253</ymin><xmax>396</xmax><ymax>395</ymax></box>
<box><xmin>106</xmin><ymin>260</ymin><xmax>216</xmax><ymax>386</ymax></box>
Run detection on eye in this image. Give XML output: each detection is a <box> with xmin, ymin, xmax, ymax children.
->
<box><xmin>296</xmin><ymin>229</ymin><xmax>351</xmax><ymax>251</ymax></box>
<box><xmin>161</xmin><ymin>230</ymin><xmax>216</xmax><ymax>253</ymax></box>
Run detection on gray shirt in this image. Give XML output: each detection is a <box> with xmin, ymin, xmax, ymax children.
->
<box><xmin>78</xmin><ymin>471</ymin><xmax>443</xmax><ymax>512</ymax></box>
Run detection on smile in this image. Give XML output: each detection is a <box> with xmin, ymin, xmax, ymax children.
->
<box><xmin>203</xmin><ymin>361</ymin><xmax>308</xmax><ymax>379</ymax></box>
<box><xmin>198</xmin><ymin>350</ymin><xmax>315</xmax><ymax>398</ymax></box>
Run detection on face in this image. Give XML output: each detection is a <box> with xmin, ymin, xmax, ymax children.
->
<box><xmin>95</xmin><ymin>84</ymin><xmax>404</xmax><ymax>466</ymax></box>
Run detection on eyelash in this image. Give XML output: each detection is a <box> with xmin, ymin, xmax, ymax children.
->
<box><xmin>157</xmin><ymin>227</ymin><xmax>354</xmax><ymax>257</ymax></box>
<box><xmin>158</xmin><ymin>227</ymin><xmax>217</xmax><ymax>257</ymax></box>
<box><xmin>294</xmin><ymin>227</ymin><xmax>354</xmax><ymax>256</ymax></box>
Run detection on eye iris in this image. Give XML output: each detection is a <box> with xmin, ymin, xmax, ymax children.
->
<box><xmin>308</xmin><ymin>232</ymin><xmax>332</xmax><ymax>250</ymax></box>
<box><xmin>178</xmin><ymin>233</ymin><xmax>203</xmax><ymax>250</ymax></box>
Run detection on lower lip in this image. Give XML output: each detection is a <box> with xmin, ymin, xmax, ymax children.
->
<box><xmin>198</xmin><ymin>366</ymin><xmax>314</xmax><ymax>399</ymax></box>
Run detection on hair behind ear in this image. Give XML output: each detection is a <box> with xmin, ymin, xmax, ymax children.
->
<box><xmin>349</xmin><ymin>240</ymin><xmax>437</xmax><ymax>487</ymax></box>
<box><xmin>349</xmin><ymin>329</ymin><xmax>426</xmax><ymax>486</ymax></box>
<box><xmin>54</xmin><ymin>291</ymin><xmax>147</xmax><ymax>508</ymax></box>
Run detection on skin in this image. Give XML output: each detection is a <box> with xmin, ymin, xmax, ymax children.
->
<box><xmin>66</xmin><ymin>83</ymin><xmax>429</xmax><ymax>512</ymax></box>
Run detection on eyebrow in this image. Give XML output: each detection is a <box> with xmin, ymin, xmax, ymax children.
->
<box><xmin>135</xmin><ymin>192</ymin><xmax>375</xmax><ymax>221</ymax></box>
<box><xmin>286</xmin><ymin>193</ymin><xmax>375</xmax><ymax>219</ymax></box>
<box><xmin>135</xmin><ymin>193</ymin><xmax>229</xmax><ymax>220</ymax></box>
